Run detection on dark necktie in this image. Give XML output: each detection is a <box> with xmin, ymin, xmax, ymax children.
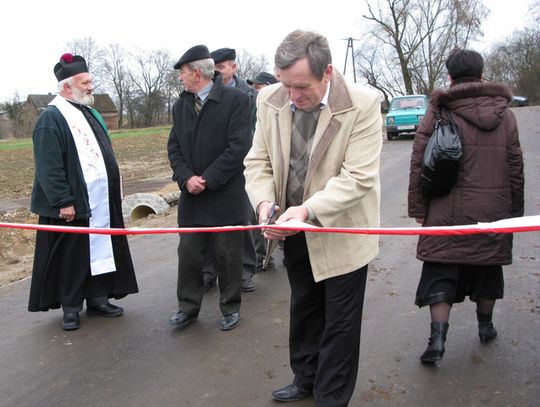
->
<box><xmin>194</xmin><ymin>96</ymin><xmax>203</xmax><ymax>115</ymax></box>
<box><xmin>287</xmin><ymin>109</ymin><xmax>319</xmax><ymax>207</ymax></box>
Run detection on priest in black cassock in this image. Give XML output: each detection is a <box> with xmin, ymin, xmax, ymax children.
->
<box><xmin>28</xmin><ymin>53</ymin><xmax>138</xmax><ymax>331</ymax></box>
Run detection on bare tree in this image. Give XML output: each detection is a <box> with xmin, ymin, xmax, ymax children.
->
<box><xmin>355</xmin><ymin>43</ymin><xmax>405</xmax><ymax>103</ymax></box>
<box><xmin>531</xmin><ymin>0</ymin><xmax>540</xmax><ymax>21</ymax></box>
<box><xmin>235</xmin><ymin>50</ymin><xmax>271</xmax><ymax>81</ymax></box>
<box><xmin>360</xmin><ymin>0</ymin><xmax>487</xmax><ymax>95</ymax></box>
<box><xmin>162</xmin><ymin>69</ymin><xmax>184</xmax><ymax>124</ymax></box>
<box><xmin>485</xmin><ymin>28</ymin><xmax>540</xmax><ymax>104</ymax></box>
<box><xmin>129</xmin><ymin>49</ymin><xmax>174</xmax><ymax>127</ymax></box>
<box><xmin>102</xmin><ymin>44</ymin><xmax>129</xmax><ymax>128</ymax></box>
<box><xmin>484</xmin><ymin>43</ymin><xmax>517</xmax><ymax>85</ymax></box>
<box><xmin>1</xmin><ymin>92</ymin><xmax>26</xmax><ymax>138</ymax></box>
<box><xmin>449</xmin><ymin>0</ymin><xmax>487</xmax><ymax>45</ymax></box>
<box><xmin>409</xmin><ymin>0</ymin><xmax>488</xmax><ymax>93</ymax></box>
<box><xmin>362</xmin><ymin>0</ymin><xmax>418</xmax><ymax>94</ymax></box>
<box><xmin>406</xmin><ymin>0</ymin><xmax>450</xmax><ymax>94</ymax></box>
<box><xmin>123</xmin><ymin>75</ymin><xmax>138</xmax><ymax>129</ymax></box>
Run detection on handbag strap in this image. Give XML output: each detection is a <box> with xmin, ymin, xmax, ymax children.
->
<box><xmin>438</xmin><ymin>106</ymin><xmax>458</xmax><ymax>130</ymax></box>
<box><xmin>432</xmin><ymin>108</ymin><xmax>443</xmax><ymax>132</ymax></box>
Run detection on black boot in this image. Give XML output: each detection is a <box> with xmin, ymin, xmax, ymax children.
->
<box><xmin>477</xmin><ymin>310</ymin><xmax>497</xmax><ymax>344</ymax></box>
<box><xmin>420</xmin><ymin>322</ymin><xmax>449</xmax><ymax>364</ymax></box>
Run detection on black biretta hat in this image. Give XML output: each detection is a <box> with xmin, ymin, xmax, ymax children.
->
<box><xmin>54</xmin><ymin>53</ymin><xmax>88</xmax><ymax>82</ymax></box>
<box><xmin>247</xmin><ymin>72</ymin><xmax>278</xmax><ymax>85</ymax></box>
<box><xmin>210</xmin><ymin>48</ymin><xmax>236</xmax><ymax>64</ymax></box>
<box><xmin>174</xmin><ymin>45</ymin><xmax>211</xmax><ymax>69</ymax></box>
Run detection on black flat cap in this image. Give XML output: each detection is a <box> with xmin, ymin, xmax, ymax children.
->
<box><xmin>211</xmin><ymin>48</ymin><xmax>236</xmax><ymax>64</ymax></box>
<box><xmin>247</xmin><ymin>72</ymin><xmax>278</xmax><ymax>85</ymax></box>
<box><xmin>174</xmin><ymin>45</ymin><xmax>211</xmax><ymax>69</ymax></box>
<box><xmin>54</xmin><ymin>53</ymin><xmax>88</xmax><ymax>82</ymax></box>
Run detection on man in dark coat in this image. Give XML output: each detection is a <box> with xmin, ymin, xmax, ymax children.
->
<box><xmin>408</xmin><ymin>48</ymin><xmax>524</xmax><ymax>364</ymax></box>
<box><xmin>28</xmin><ymin>53</ymin><xmax>138</xmax><ymax>331</ymax></box>
<box><xmin>167</xmin><ymin>45</ymin><xmax>252</xmax><ymax>331</ymax></box>
<box><xmin>205</xmin><ymin>47</ymin><xmax>275</xmax><ymax>294</ymax></box>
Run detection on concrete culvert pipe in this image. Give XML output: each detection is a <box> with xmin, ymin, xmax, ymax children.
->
<box><xmin>122</xmin><ymin>193</ymin><xmax>171</xmax><ymax>221</ymax></box>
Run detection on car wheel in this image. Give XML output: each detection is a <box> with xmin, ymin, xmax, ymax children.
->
<box><xmin>387</xmin><ymin>132</ymin><xmax>396</xmax><ymax>141</ymax></box>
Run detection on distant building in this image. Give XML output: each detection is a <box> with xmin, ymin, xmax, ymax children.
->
<box><xmin>22</xmin><ymin>93</ymin><xmax>119</xmax><ymax>133</ymax></box>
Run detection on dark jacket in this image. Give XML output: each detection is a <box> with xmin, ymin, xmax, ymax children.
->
<box><xmin>408</xmin><ymin>81</ymin><xmax>524</xmax><ymax>265</ymax></box>
<box><xmin>30</xmin><ymin>106</ymin><xmax>94</xmax><ymax>219</ymax></box>
<box><xmin>167</xmin><ymin>74</ymin><xmax>252</xmax><ymax>227</ymax></box>
<box><xmin>233</xmin><ymin>74</ymin><xmax>257</xmax><ymax>134</ymax></box>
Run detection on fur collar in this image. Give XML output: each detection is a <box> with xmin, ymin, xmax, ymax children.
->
<box><xmin>431</xmin><ymin>81</ymin><xmax>513</xmax><ymax>106</ymax></box>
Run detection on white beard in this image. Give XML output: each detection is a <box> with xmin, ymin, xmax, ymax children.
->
<box><xmin>72</xmin><ymin>87</ymin><xmax>95</xmax><ymax>106</ymax></box>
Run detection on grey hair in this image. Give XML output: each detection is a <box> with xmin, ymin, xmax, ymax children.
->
<box><xmin>275</xmin><ymin>30</ymin><xmax>332</xmax><ymax>80</ymax></box>
<box><xmin>57</xmin><ymin>76</ymin><xmax>74</xmax><ymax>92</ymax></box>
<box><xmin>188</xmin><ymin>58</ymin><xmax>215</xmax><ymax>79</ymax></box>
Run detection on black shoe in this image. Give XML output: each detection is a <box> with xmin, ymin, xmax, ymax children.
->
<box><xmin>170</xmin><ymin>311</ymin><xmax>197</xmax><ymax>328</ymax></box>
<box><xmin>256</xmin><ymin>258</ymin><xmax>276</xmax><ymax>272</ymax></box>
<box><xmin>241</xmin><ymin>278</ymin><xmax>255</xmax><ymax>292</ymax></box>
<box><xmin>86</xmin><ymin>303</ymin><xmax>124</xmax><ymax>317</ymax></box>
<box><xmin>62</xmin><ymin>312</ymin><xmax>80</xmax><ymax>331</ymax></box>
<box><xmin>477</xmin><ymin>310</ymin><xmax>497</xmax><ymax>344</ymax></box>
<box><xmin>219</xmin><ymin>312</ymin><xmax>240</xmax><ymax>331</ymax></box>
<box><xmin>265</xmin><ymin>258</ymin><xmax>276</xmax><ymax>271</ymax></box>
<box><xmin>272</xmin><ymin>384</ymin><xmax>311</xmax><ymax>402</ymax></box>
<box><xmin>478</xmin><ymin>322</ymin><xmax>497</xmax><ymax>344</ymax></box>
<box><xmin>420</xmin><ymin>322</ymin><xmax>449</xmax><ymax>364</ymax></box>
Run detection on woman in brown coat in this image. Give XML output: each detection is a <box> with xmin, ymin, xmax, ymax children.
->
<box><xmin>408</xmin><ymin>48</ymin><xmax>524</xmax><ymax>364</ymax></box>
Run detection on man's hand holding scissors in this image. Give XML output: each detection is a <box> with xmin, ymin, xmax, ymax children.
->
<box><xmin>258</xmin><ymin>201</ymin><xmax>308</xmax><ymax>240</ymax></box>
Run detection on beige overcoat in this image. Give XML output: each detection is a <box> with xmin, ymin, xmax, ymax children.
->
<box><xmin>244</xmin><ymin>71</ymin><xmax>382</xmax><ymax>282</ymax></box>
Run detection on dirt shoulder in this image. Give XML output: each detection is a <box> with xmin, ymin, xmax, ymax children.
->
<box><xmin>0</xmin><ymin>182</ymin><xmax>178</xmax><ymax>288</ymax></box>
<box><xmin>0</xmin><ymin>129</ymin><xmax>175</xmax><ymax>287</ymax></box>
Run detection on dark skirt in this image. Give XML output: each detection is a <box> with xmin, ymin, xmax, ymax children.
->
<box><xmin>415</xmin><ymin>261</ymin><xmax>504</xmax><ymax>307</ymax></box>
<box><xmin>28</xmin><ymin>216</ymin><xmax>138</xmax><ymax>312</ymax></box>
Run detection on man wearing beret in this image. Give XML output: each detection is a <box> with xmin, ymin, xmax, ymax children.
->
<box><xmin>205</xmin><ymin>47</ymin><xmax>274</xmax><ymax>293</ymax></box>
<box><xmin>210</xmin><ymin>47</ymin><xmax>258</xmax><ymax>140</ymax></box>
<box><xmin>28</xmin><ymin>54</ymin><xmax>139</xmax><ymax>331</ymax></box>
<box><xmin>167</xmin><ymin>45</ymin><xmax>252</xmax><ymax>331</ymax></box>
<box><xmin>247</xmin><ymin>71</ymin><xmax>278</xmax><ymax>92</ymax></box>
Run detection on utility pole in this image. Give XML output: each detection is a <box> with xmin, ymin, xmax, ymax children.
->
<box><xmin>343</xmin><ymin>37</ymin><xmax>357</xmax><ymax>83</ymax></box>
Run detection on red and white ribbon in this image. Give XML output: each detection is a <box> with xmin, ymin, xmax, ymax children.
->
<box><xmin>1</xmin><ymin>215</ymin><xmax>539</xmax><ymax>236</ymax></box>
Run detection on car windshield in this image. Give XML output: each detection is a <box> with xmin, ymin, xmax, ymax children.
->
<box><xmin>390</xmin><ymin>97</ymin><xmax>426</xmax><ymax>110</ymax></box>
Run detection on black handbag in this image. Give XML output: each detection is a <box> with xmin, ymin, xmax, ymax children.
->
<box><xmin>420</xmin><ymin>107</ymin><xmax>462</xmax><ymax>197</ymax></box>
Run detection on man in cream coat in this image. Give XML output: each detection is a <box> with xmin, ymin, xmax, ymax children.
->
<box><xmin>244</xmin><ymin>30</ymin><xmax>382</xmax><ymax>406</ymax></box>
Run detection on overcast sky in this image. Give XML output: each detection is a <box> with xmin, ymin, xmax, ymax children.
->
<box><xmin>0</xmin><ymin>0</ymin><xmax>534</xmax><ymax>102</ymax></box>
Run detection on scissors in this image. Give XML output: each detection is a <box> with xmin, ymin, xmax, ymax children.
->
<box><xmin>263</xmin><ymin>202</ymin><xmax>278</xmax><ymax>226</ymax></box>
<box><xmin>262</xmin><ymin>202</ymin><xmax>279</xmax><ymax>270</ymax></box>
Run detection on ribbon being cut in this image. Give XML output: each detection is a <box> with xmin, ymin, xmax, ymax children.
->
<box><xmin>1</xmin><ymin>215</ymin><xmax>540</xmax><ymax>236</ymax></box>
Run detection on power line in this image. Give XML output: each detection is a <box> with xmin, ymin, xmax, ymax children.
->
<box><xmin>342</xmin><ymin>37</ymin><xmax>359</xmax><ymax>83</ymax></box>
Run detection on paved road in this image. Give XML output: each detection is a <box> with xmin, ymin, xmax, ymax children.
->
<box><xmin>0</xmin><ymin>108</ymin><xmax>538</xmax><ymax>407</ymax></box>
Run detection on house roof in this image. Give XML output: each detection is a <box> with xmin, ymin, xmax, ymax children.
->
<box><xmin>26</xmin><ymin>94</ymin><xmax>118</xmax><ymax>114</ymax></box>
